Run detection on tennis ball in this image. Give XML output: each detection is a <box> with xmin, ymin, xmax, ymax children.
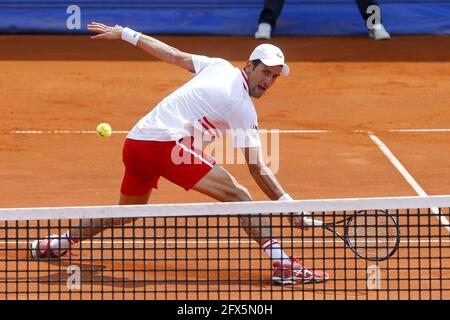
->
<box><xmin>96</xmin><ymin>123</ymin><xmax>112</xmax><ymax>138</ymax></box>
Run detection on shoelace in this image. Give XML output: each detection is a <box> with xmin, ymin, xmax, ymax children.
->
<box><xmin>290</xmin><ymin>257</ymin><xmax>305</xmax><ymax>268</ymax></box>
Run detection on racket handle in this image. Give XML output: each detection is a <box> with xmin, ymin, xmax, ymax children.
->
<box><xmin>303</xmin><ymin>217</ymin><xmax>324</xmax><ymax>227</ymax></box>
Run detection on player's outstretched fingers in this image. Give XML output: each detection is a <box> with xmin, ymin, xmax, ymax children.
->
<box><xmin>88</xmin><ymin>24</ymin><xmax>107</xmax><ymax>31</ymax></box>
<box><xmin>87</xmin><ymin>26</ymin><xmax>105</xmax><ymax>34</ymax></box>
<box><xmin>91</xmin><ymin>22</ymin><xmax>109</xmax><ymax>29</ymax></box>
<box><xmin>90</xmin><ymin>33</ymin><xmax>108</xmax><ymax>39</ymax></box>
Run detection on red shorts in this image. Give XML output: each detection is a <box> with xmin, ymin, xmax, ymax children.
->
<box><xmin>120</xmin><ymin>137</ymin><xmax>216</xmax><ymax>196</ymax></box>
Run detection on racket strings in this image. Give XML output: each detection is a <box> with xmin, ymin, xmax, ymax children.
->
<box><xmin>346</xmin><ymin>211</ymin><xmax>399</xmax><ymax>260</ymax></box>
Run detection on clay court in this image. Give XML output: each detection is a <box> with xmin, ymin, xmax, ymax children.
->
<box><xmin>0</xmin><ymin>35</ymin><xmax>449</xmax><ymax>300</ymax></box>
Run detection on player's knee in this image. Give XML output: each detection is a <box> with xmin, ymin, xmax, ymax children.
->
<box><xmin>121</xmin><ymin>217</ymin><xmax>139</xmax><ymax>225</ymax></box>
<box><xmin>108</xmin><ymin>217</ymin><xmax>139</xmax><ymax>226</ymax></box>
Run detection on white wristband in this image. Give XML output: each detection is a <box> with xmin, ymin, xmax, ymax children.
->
<box><xmin>121</xmin><ymin>27</ymin><xmax>141</xmax><ymax>46</ymax></box>
<box><xmin>278</xmin><ymin>193</ymin><xmax>294</xmax><ymax>201</ymax></box>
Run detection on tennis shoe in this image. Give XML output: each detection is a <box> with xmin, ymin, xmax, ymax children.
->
<box><xmin>368</xmin><ymin>24</ymin><xmax>391</xmax><ymax>40</ymax></box>
<box><xmin>255</xmin><ymin>23</ymin><xmax>272</xmax><ymax>40</ymax></box>
<box><xmin>30</xmin><ymin>235</ymin><xmax>70</xmax><ymax>259</ymax></box>
<box><xmin>272</xmin><ymin>257</ymin><xmax>329</xmax><ymax>284</ymax></box>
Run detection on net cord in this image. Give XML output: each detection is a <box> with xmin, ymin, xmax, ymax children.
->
<box><xmin>0</xmin><ymin>195</ymin><xmax>449</xmax><ymax>222</ymax></box>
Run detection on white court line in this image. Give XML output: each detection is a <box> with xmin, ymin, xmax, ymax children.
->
<box><xmin>369</xmin><ymin>133</ymin><xmax>450</xmax><ymax>233</ymax></box>
<box><xmin>10</xmin><ymin>130</ymin><xmax>130</xmax><ymax>134</ymax></box>
<box><xmin>7</xmin><ymin>129</ymin><xmax>450</xmax><ymax>135</ymax></box>
<box><xmin>258</xmin><ymin>129</ymin><xmax>331</xmax><ymax>133</ymax></box>
<box><xmin>389</xmin><ymin>129</ymin><xmax>450</xmax><ymax>133</ymax></box>
<box><xmin>9</xmin><ymin>130</ymin><xmax>332</xmax><ymax>135</ymax></box>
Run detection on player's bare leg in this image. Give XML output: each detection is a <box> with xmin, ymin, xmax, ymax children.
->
<box><xmin>30</xmin><ymin>192</ymin><xmax>151</xmax><ymax>259</ymax></box>
<box><xmin>67</xmin><ymin>192</ymin><xmax>152</xmax><ymax>240</ymax></box>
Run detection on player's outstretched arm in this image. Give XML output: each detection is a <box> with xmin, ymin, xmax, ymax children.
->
<box><xmin>243</xmin><ymin>146</ymin><xmax>310</xmax><ymax>229</ymax></box>
<box><xmin>243</xmin><ymin>146</ymin><xmax>285</xmax><ymax>201</ymax></box>
<box><xmin>87</xmin><ymin>22</ymin><xmax>195</xmax><ymax>73</ymax></box>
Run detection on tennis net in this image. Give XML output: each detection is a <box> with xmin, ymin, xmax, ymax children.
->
<box><xmin>0</xmin><ymin>195</ymin><xmax>449</xmax><ymax>300</ymax></box>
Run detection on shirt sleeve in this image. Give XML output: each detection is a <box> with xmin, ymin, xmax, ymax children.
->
<box><xmin>191</xmin><ymin>55</ymin><xmax>229</xmax><ymax>74</ymax></box>
<box><xmin>227</xmin><ymin>101</ymin><xmax>261</xmax><ymax>148</ymax></box>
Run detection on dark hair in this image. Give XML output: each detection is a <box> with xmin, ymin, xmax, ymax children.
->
<box><xmin>251</xmin><ymin>59</ymin><xmax>262</xmax><ymax>69</ymax></box>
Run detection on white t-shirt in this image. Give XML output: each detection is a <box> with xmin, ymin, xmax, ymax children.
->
<box><xmin>127</xmin><ymin>55</ymin><xmax>261</xmax><ymax>148</ymax></box>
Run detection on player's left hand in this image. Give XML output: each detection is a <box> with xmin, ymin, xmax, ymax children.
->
<box><xmin>87</xmin><ymin>22</ymin><xmax>123</xmax><ymax>40</ymax></box>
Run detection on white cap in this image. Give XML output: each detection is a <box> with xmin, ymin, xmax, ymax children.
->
<box><xmin>249</xmin><ymin>44</ymin><xmax>290</xmax><ymax>76</ymax></box>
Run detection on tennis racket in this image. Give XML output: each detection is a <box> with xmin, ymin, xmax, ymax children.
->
<box><xmin>303</xmin><ymin>209</ymin><xmax>401</xmax><ymax>261</ymax></box>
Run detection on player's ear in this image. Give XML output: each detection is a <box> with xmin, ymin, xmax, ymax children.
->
<box><xmin>244</xmin><ymin>60</ymin><xmax>253</xmax><ymax>73</ymax></box>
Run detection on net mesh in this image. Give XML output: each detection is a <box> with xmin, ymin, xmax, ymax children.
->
<box><xmin>0</xmin><ymin>196</ymin><xmax>449</xmax><ymax>300</ymax></box>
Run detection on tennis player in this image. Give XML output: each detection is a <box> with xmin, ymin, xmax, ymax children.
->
<box><xmin>31</xmin><ymin>22</ymin><xmax>329</xmax><ymax>284</ymax></box>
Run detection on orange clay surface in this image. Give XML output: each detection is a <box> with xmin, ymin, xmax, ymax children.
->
<box><xmin>0</xmin><ymin>35</ymin><xmax>449</xmax><ymax>300</ymax></box>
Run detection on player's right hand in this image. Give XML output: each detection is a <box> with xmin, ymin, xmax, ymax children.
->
<box><xmin>288</xmin><ymin>211</ymin><xmax>312</xmax><ymax>231</ymax></box>
<box><xmin>87</xmin><ymin>22</ymin><xmax>123</xmax><ymax>40</ymax></box>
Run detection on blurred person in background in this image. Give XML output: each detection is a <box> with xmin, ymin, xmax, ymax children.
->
<box><xmin>255</xmin><ymin>0</ymin><xmax>390</xmax><ymax>40</ymax></box>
